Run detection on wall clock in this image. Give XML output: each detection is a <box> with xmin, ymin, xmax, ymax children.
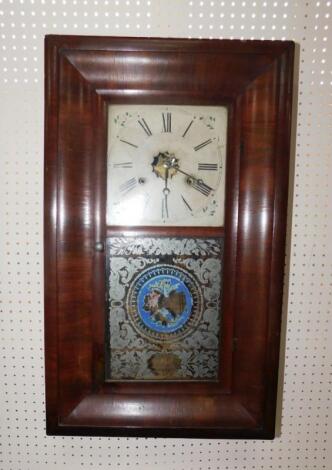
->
<box><xmin>44</xmin><ymin>35</ymin><xmax>294</xmax><ymax>438</ymax></box>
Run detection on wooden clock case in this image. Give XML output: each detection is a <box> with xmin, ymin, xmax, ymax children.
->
<box><xmin>44</xmin><ymin>35</ymin><xmax>294</xmax><ymax>438</ymax></box>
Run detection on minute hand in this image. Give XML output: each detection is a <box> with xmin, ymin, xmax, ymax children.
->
<box><xmin>175</xmin><ymin>166</ymin><xmax>213</xmax><ymax>197</ymax></box>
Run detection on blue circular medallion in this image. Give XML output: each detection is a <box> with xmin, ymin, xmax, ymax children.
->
<box><xmin>137</xmin><ymin>273</ymin><xmax>193</xmax><ymax>333</ymax></box>
<box><xmin>127</xmin><ymin>264</ymin><xmax>203</xmax><ymax>343</ymax></box>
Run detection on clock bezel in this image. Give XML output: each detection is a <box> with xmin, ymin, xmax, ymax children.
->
<box><xmin>44</xmin><ymin>35</ymin><xmax>294</xmax><ymax>438</ymax></box>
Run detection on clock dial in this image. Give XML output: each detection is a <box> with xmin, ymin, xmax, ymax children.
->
<box><xmin>106</xmin><ymin>105</ymin><xmax>227</xmax><ymax>227</ymax></box>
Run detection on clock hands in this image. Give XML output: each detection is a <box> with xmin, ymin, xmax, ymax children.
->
<box><xmin>152</xmin><ymin>152</ymin><xmax>174</xmax><ymax>220</ymax></box>
<box><xmin>170</xmin><ymin>161</ymin><xmax>214</xmax><ymax>197</ymax></box>
<box><xmin>162</xmin><ymin>167</ymin><xmax>170</xmax><ymax>219</ymax></box>
<box><xmin>152</xmin><ymin>151</ymin><xmax>215</xmax><ymax>220</ymax></box>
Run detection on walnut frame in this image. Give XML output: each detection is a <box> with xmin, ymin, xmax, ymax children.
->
<box><xmin>44</xmin><ymin>35</ymin><xmax>294</xmax><ymax>438</ymax></box>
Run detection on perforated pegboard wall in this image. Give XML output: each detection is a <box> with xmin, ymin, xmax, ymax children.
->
<box><xmin>0</xmin><ymin>1</ymin><xmax>331</xmax><ymax>469</ymax></box>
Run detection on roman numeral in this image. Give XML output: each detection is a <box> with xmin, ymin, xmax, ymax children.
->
<box><xmin>113</xmin><ymin>162</ymin><xmax>133</xmax><ymax>169</ymax></box>
<box><xmin>119</xmin><ymin>177</ymin><xmax>137</xmax><ymax>194</ymax></box>
<box><xmin>162</xmin><ymin>112</ymin><xmax>171</xmax><ymax>133</ymax></box>
<box><xmin>181</xmin><ymin>195</ymin><xmax>192</xmax><ymax>212</ymax></box>
<box><xmin>120</xmin><ymin>139</ymin><xmax>138</xmax><ymax>148</ymax></box>
<box><xmin>198</xmin><ymin>163</ymin><xmax>218</xmax><ymax>171</ymax></box>
<box><xmin>194</xmin><ymin>138</ymin><xmax>212</xmax><ymax>151</ymax></box>
<box><xmin>191</xmin><ymin>179</ymin><xmax>212</xmax><ymax>197</ymax></box>
<box><xmin>138</xmin><ymin>118</ymin><xmax>152</xmax><ymax>136</ymax></box>
<box><xmin>182</xmin><ymin>120</ymin><xmax>193</xmax><ymax>138</ymax></box>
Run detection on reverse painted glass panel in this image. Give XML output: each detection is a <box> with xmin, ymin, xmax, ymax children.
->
<box><xmin>106</xmin><ymin>236</ymin><xmax>223</xmax><ymax>381</ymax></box>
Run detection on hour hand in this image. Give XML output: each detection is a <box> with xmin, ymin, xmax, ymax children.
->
<box><xmin>162</xmin><ymin>168</ymin><xmax>170</xmax><ymax>218</ymax></box>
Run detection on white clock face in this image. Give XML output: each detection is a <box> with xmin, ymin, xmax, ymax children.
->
<box><xmin>106</xmin><ymin>104</ymin><xmax>227</xmax><ymax>227</ymax></box>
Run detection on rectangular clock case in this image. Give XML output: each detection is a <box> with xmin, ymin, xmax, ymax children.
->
<box><xmin>44</xmin><ymin>35</ymin><xmax>294</xmax><ymax>438</ymax></box>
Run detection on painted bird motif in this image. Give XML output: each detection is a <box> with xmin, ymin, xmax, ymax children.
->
<box><xmin>143</xmin><ymin>288</ymin><xmax>186</xmax><ymax>327</ymax></box>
